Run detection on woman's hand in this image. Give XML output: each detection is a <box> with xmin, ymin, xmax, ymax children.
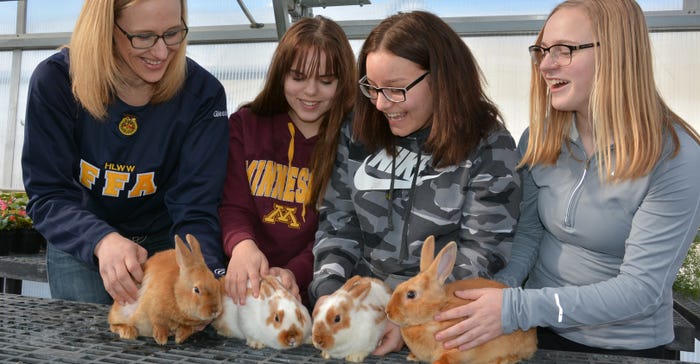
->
<box><xmin>434</xmin><ymin>288</ymin><xmax>504</xmax><ymax>351</ymax></box>
<box><xmin>269</xmin><ymin>266</ymin><xmax>301</xmax><ymax>301</ymax></box>
<box><xmin>373</xmin><ymin>321</ymin><xmax>405</xmax><ymax>355</ymax></box>
<box><xmin>225</xmin><ymin>239</ymin><xmax>269</xmax><ymax>304</ymax></box>
<box><xmin>94</xmin><ymin>232</ymin><xmax>147</xmax><ymax>305</ymax></box>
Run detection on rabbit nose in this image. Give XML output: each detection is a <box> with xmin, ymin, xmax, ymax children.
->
<box><xmin>210</xmin><ymin>303</ymin><xmax>221</xmax><ymax>315</ymax></box>
<box><xmin>284</xmin><ymin>328</ymin><xmax>301</xmax><ymax>346</ymax></box>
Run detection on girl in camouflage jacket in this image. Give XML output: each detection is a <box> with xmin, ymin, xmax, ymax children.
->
<box><xmin>309</xmin><ymin>11</ymin><xmax>522</xmax><ymax>356</ymax></box>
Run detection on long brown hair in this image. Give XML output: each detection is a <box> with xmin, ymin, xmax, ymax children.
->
<box><xmin>68</xmin><ymin>0</ymin><xmax>188</xmax><ymax>120</ymax></box>
<box><xmin>522</xmin><ymin>0</ymin><xmax>700</xmax><ymax>181</ymax></box>
<box><xmin>354</xmin><ymin>11</ymin><xmax>504</xmax><ymax>168</ymax></box>
<box><xmin>246</xmin><ymin>16</ymin><xmax>356</xmax><ymax>208</ymax></box>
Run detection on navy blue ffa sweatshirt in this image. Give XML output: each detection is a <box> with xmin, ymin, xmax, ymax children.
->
<box><xmin>22</xmin><ymin>48</ymin><xmax>229</xmax><ymax>273</ymax></box>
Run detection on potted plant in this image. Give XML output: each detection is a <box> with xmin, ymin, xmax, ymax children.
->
<box><xmin>674</xmin><ymin>231</ymin><xmax>700</xmax><ymax>299</ymax></box>
<box><xmin>0</xmin><ymin>191</ymin><xmax>45</xmax><ymax>255</ymax></box>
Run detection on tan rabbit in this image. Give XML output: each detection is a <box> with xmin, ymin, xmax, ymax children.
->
<box><xmin>386</xmin><ymin>236</ymin><xmax>537</xmax><ymax>364</ymax></box>
<box><xmin>108</xmin><ymin>234</ymin><xmax>223</xmax><ymax>345</ymax></box>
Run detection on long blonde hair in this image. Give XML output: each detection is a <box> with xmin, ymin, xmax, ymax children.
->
<box><xmin>68</xmin><ymin>0</ymin><xmax>188</xmax><ymax>120</ymax></box>
<box><xmin>522</xmin><ymin>0</ymin><xmax>700</xmax><ymax>181</ymax></box>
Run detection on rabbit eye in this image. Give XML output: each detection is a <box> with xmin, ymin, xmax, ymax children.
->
<box><xmin>333</xmin><ymin>314</ymin><xmax>341</xmax><ymax>323</ymax></box>
<box><xmin>406</xmin><ymin>290</ymin><xmax>416</xmax><ymax>299</ymax></box>
<box><xmin>193</xmin><ymin>286</ymin><xmax>200</xmax><ymax>294</ymax></box>
<box><xmin>275</xmin><ymin>314</ymin><xmax>280</xmax><ymax>322</ymax></box>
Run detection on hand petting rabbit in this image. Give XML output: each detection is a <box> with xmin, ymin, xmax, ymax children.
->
<box><xmin>108</xmin><ymin>234</ymin><xmax>223</xmax><ymax>345</ymax></box>
<box><xmin>386</xmin><ymin>236</ymin><xmax>537</xmax><ymax>364</ymax></box>
<box><xmin>212</xmin><ymin>274</ymin><xmax>312</xmax><ymax>350</ymax></box>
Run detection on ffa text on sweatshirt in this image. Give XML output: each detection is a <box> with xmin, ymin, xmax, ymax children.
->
<box><xmin>22</xmin><ymin>48</ymin><xmax>229</xmax><ymax>272</ymax></box>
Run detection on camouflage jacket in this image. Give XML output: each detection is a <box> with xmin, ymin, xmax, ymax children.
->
<box><xmin>309</xmin><ymin>119</ymin><xmax>522</xmax><ymax>302</ymax></box>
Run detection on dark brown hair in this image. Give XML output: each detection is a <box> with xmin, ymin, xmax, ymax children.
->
<box><xmin>354</xmin><ymin>11</ymin><xmax>504</xmax><ymax>167</ymax></box>
<box><xmin>246</xmin><ymin>16</ymin><xmax>356</xmax><ymax>207</ymax></box>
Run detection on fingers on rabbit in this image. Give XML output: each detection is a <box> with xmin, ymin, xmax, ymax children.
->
<box><xmin>213</xmin><ymin>275</ymin><xmax>312</xmax><ymax>350</ymax></box>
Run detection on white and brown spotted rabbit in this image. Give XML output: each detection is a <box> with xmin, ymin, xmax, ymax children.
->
<box><xmin>212</xmin><ymin>275</ymin><xmax>312</xmax><ymax>350</ymax></box>
<box><xmin>311</xmin><ymin>275</ymin><xmax>392</xmax><ymax>362</ymax></box>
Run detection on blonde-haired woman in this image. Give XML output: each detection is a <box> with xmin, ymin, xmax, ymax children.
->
<box><xmin>22</xmin><ymin>0</ymin><xmax>229</xmax><ymax>305</ymax></box>
<box><xmin>434</xmin><ymin>0</ymin><xmax>700</xmax><ymax>359</ymax></box>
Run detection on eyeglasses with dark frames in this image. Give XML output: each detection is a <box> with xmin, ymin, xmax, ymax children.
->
<box><xmin>115</xmin><ymin>19</ymin><xmax>189</xmax><ymax>49</ymax></box>
<box><xmin>358</xmin><ymin>71</ymin><xmax>430</xmax><ymax>103</ymax></box>
<box><xmin>528</xmin><ymin>42</ymin><xmax>600</xmax><ymax>66</ymax></box>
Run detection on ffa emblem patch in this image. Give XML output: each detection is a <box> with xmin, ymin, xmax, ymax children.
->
<box><xmin>118</xmin><ymin>114</ymin><xmax>138</xmax><ymax>136</ymax></box>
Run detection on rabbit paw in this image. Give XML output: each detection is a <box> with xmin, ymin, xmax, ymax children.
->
<box><xmin>246</xmin><ymin>339</ymin><xmax>266</xmax><ymax>349</ymax></box>
<box><xmin>407</xmin><ymin>352</ymin><xmax>421</xmax><ymax>362</ymax></box>
<box><xmin>175</xmin><ymin>326</ymin><xmax>195</xmax><ymax>344</ymax></box>
<box><xmin>152</xmin><ymin>327</ymin><xmax>170</xmax><ymax>345</ymax></box>
<box><xmin>110</xmin><ymin>324</ymin><xmax>138</xmax><ymax>340</ymax></box>
<box><xmin>345</xmin><ymin>352</ymin><xmax>370</xmax><ymax>362</ymax></box>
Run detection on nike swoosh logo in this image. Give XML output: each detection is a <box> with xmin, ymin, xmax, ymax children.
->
<box><xmin>354</xmin><ymin>164</ymin><xmax>413</xmax><ymax>190</ymax></box>
<box><xmin>354</xmin><ymin>151</ymin><xmax>451</xmax><ymax>191</ymax></box>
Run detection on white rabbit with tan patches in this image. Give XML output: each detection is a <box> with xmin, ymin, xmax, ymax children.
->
<box><xmin>311</xmin><ymin>275</ymin><xmax>392</xmax><ymax>362</ymax></box>
<box><xmin>212</xmin><ymin>275</ymin><xmax>312</xmax><ymax>350</ymax></box>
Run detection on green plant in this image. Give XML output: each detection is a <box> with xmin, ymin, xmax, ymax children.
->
<box><xmin>0</xmin><ymin>191</ymin><xmax>33</xmax><ymax>230</ymax></box>
<box><xmin>674</xmin><ymin>232</ymin><xmax>700</xmax><ymax>298</ymax></box>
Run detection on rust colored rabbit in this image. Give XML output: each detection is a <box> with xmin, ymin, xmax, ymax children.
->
<box><xmin>109</xmin><ymin>234</ymin><xmax>222</xmax><ymax>345</ymax></box>
<box><xmin>386</xmin><ymin>236</ymin><xmax>537</xmax><ymax>364</ymax></box>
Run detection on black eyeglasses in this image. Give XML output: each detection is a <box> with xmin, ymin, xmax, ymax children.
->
<box><xmin>528</xmin><ymin>42</ymin><xmax>600</xmax><ymax>66</ymax></box>
<box><xmin>115</xmin><ymin>19</ymin><xmax>189</xmax><ymax>49</ymax></box>
<box><xmin>358</xmin><ymin>71</ymin><xmax>429</xmax><ymax>103</ymax></box>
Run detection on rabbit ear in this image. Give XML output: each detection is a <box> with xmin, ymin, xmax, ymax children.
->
<box><xmin>259</xmin><ymin>276</ymin><xmax>277</xmax><ymax>299</ymax></box>
<box><xmin>185</xmin><ymin>234</ymin><xmax>203</xmax><ymax>257</ymax></box>
<box><xmin>427</xmin><ymin>241</ymin><xmax>457</xmax><ymax>285</ymax></box>
<box><xmin>420</xmin><ymin>235</ymin><xmax>436</xmax><ymax>271</ymax></box>
<box><xmin>174</xmin><ymin>234</ymin><xmax>189</xmax><ymax>268</ymax></box>
<box><xmin>346</xmin><ymin>278</ymin><xmax>372</xmax><ymax>302</ymax></box>
<box><xmin>175</xmin><ymin>234</ymin><xmax>204</xmax><ymax>269</ymax></box>
<box><xmin>174</xmin><ymin>234</ymin><xmax>185</xmax><ymax>247</ymax></box>
<box><xmin>344</xmin><ymin>275</ymin><xmax>362</xmax><ymax>288</ymax></box>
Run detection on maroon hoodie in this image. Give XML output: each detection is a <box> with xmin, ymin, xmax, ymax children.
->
<box><xmin>219</xmin><ymin>107</ymin><xmax>318</xmax><ymax>305</ymax></box>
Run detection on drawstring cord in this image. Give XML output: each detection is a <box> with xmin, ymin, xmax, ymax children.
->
<box><xmin>287</xmin><ymin>121</ymin><xmax>307</xmax><ymax>222</ymax></box>
<box><xmin>398</xmin><ymin>150</ymin><xmax>421</xmax><ymax>261</ymax></box>
<box><xmin>386</xmin><ymin>154</ymin><xmax>396</xmax><ymax>231</ymax></box>
<box><xmin>287</xmin><ymin>122</ymin><xmax>295</xmax><ymax>168</ymax></box>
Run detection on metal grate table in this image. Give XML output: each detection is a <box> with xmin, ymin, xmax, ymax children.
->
<box><xmin>0</xmin><ymin>293</ymin><xmax>693</xmax><ymax>363</ymax></box>
<box><xmin>675</xmin><ymin>293</ymin><xmax>700</xmax><ymax>340</ymax></box>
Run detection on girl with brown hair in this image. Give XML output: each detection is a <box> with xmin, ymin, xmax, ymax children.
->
<box><xmin>219</xmin><ymin>15</ymin><xmax>356</xmax><ymax>309</ymax></box>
